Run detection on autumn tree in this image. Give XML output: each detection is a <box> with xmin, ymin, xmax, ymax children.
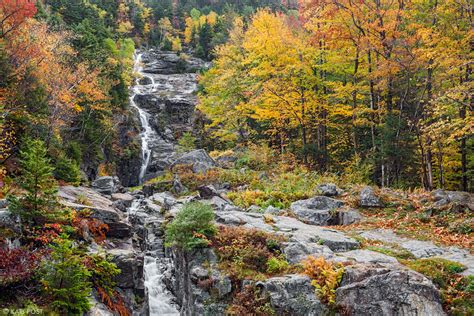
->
<box><xmin>0</xmin><ymin>0</ymin><xmax>37</xmax><ymax>38</ymax></box>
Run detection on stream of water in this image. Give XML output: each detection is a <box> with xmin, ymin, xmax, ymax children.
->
<box><xmin>130</xmin><ymin>53</ymin><xmax>180</xmax><ymax>315</ymax></box>
<box><xmin>130</xmin><ymin>53</ymin><xmax>156</xmax><ymax>184</ymax></box>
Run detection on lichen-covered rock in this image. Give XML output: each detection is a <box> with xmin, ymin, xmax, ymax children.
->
<box><xmin>283</xmin><ymin>240</ymin><xmax>334</xmax><ymax>264</ymax></box>
<box><xmin>336</xmin><ymin>249</ymin><xmax>399</xmax><ymax>265</ymax></box>
<box><xmin>359</xmin><ymin>186</ymin><xmax>383</xmax><ymax>207</ymax></box>
<box><xmin>172</xmin><ymin>149</ymin><xmax>217</xmax><ymax>174</ymax></box>
<box><xmin>432</xmin><ymin>189</ymin><xmax>474</xmax><ymax>211</ymax></box>
<box><xmin>111</xmin><ymin>193</ymin><xmax>134</xmax><ymax>211</ymax></box>
<box><xmin>59</xmin><ymin>186</ymin><xmax>131</xmax><ymax>238</ymax></box>
<box><xmin>317</xmin><ymin>183</ymin><xmax>341</xmax><ymax>197</ymax></box>
<box><xmin>215</xmin><ymin>211</ymin><xmax>359</xmax><ymax>252</ymax></box>
<box><xmin>258</xmin><ymin>274</ymin><xmax>329</xmax><ymax>315</ymax></box>
<box><xmin>337</xmin><ymin>209</ymin><xmax>363</xmax><ymax>225</ymax></box>
<box><xmin>336</xmin><ymin>264</ymin><xmax>446</xmax><ymax>316</ymax></box>
<box><xmin>91</xmin><ymin>176</ymin><xmax>122</xmax><ymax>195</ymax></box>
<box><xmin>290</xmin><ymin>196</ymin><xmax>344</xmax><ymax>225</ymax></box>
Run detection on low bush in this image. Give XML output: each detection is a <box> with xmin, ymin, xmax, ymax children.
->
<box><xmin>303</xmin><ymin>256</ymin><xmax>344</xmax><ymax>305</ymax></box>
<box><xmin>266</xmin><ymin>256</ymin><xmax>289</xmax><ymax>274</ymax></box>
<box><xmin>177</xmin><ymin>132</ymin><xmax>197</xmax><ymax>153</ymax></box>
<box><xmin>165</xmin><ymin>202</ymin><xmax>216</xmax><ymax>250</ymax></box>
<box><xmin>0</xmin><ymin>248</ymin><xmax>44</xmax><ymax>287</ymax></box>
<box><xmin>226</xmin><ymin>284</ymin><xmax>275</xmax><ymax>315</ymax></box>
<box><xmin>211</xmin><ymin>226</ymin><xmax>287</xmax><ymax>280</ymax></box>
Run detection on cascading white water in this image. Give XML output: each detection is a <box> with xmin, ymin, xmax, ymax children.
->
<box><xmin>129</xmin><ymin>200</ymin><xmax>180</xmax><ymax>315</ymax></box>
<box><xmin>130</xmin><ymin>53</ymin><xmax>156</xmax><ymax>184</ymax></box>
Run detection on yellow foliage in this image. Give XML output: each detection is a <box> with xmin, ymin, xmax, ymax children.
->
<box><xmin>303</xmin><ymin>256</ymin><xmax>344</xmax><ymax>305</ymax></box>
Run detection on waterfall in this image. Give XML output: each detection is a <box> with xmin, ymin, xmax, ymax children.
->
<box><xmin>130</xmin><ymin>53</ymin><xmax>156</xmax><ymax>184</ymax></box>
<box><xmin>129</xmin><ymin>200</ymin><xmax>180</xmax><ymax>315</ymax></box>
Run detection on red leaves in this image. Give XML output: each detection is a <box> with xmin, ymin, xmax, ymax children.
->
<box><xmin>97</xmin><ymin>286</ymin><xmax>130</xmax><ymax>316</ymax></box>
<box><xmin>0</xmin><ymin>247</ymin><xmax>44</xmax><ymax>286</ymax></box>
<box><xmin>72</xmin><ymin>211</ymin><xmax>109</xmax><ymax>244</ymax></box>
<box><xmin>0</xmin><ymin>0</ymin><xmax>37</xmax><ymax>38</ymax></box>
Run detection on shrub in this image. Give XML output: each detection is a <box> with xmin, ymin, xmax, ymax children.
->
<box><xmin>39</xmin><ymin>239</ymin><xmax>92</xmax><ymax>314</ymax></box>
<box><xmin>227</xmin><ymin>284</ymin><xmax>275</xmax><ymax>315</ymax></box>
<box><xmin>165</xmin><ymin>202</ymin><xmax>216</xmax><ymax>250</ymax></box>
<box><xmin>0</xmin><ymin>248</ymin><xmax>44</xmax><ymax>287</ymax></box>
<box><xmin>303</xmin><ymin>256</ymin><xmax>344</xmax><ymax>305</ymax></box>
<box><xmin>7</xmin><ymin>139</ymin><xmax>62</xmax><ymax>225</ymax></box>
<box><xmin>212</xmin><ymin>226</ymin><xmax>286</xmax><ymax>280</ymax></box>
<box><xmin>71</xmin><ymin>209</ymin><xmax>109</xmax><ymax>243</ymax></box>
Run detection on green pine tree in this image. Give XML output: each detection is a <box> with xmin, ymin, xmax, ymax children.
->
<box><xmin>7</xmin><ymin>139</ymin><xmax>60</xmax><ymax>225</ymax></box>
<box><xmin>40</xmin><ymin>239</ymin><xmax>92</xmax><ymax>314</ymax></box>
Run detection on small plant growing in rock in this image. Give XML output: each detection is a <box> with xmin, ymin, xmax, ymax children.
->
<box><xmin>266</xmin><ymin>256</ymin><xmax>289</xmax><ymax>274</ymax></box>
<box><xmin>165</xmin><ymin>202</ymin><xmax>216</xmax><ymax>250</ymax></box>
<box><xmin>303</xmin><ymin>256</ymin><xmax>344</xmax><ymax>305</ymax></box>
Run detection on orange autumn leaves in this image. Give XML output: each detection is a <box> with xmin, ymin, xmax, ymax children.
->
<box><xmin>4</xmin><ymin>19</ymin><xmax>108</xmax><ymax>129</ymax></box>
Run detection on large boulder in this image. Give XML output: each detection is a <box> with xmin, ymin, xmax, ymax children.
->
<box><xmin>290</xmin><ymin>196</ymin><xmax>344</xmax><ymax>225</ymax></box>
<box><xmin>257</xmin><ymin>274</ymin><xmax>329</xmax><ymax>315</ymax></box>
<box><xmin>317</xmin><ymin>183</ymin><xmax>341</xmax><ymax>197</ymax></box>
<box><xmin>336</xmin><ymin>264</ymin><xmax>445</xmax><ymax>315</ymax></box>
<box><xmin>432</xmin><ymin>189</ymin><xmax>474</xmax><ymax>211</ymax></box>
<box><xmin>91</xmin><ymin>176</ymin><xmax>121</xmax><ymax>195</ymax></box>
<box><xmin>359</xmin><ymin>186</ymin><xmax>383</xmax><ymax>207</ymax></box>
<box><xmin>172</xmin><ymin>149</ymin><xmax>217</xmax><ymax>174</ymax></box>
<box><xmin>59</xmin><ymin>186</ymin><xmax>131</xmax><ymax>238</ymax></box>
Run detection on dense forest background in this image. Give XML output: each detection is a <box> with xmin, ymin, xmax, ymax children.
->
<box><xmin>1</xmin><ymin>0</ymin><xmax>472</xmax><ymax>197</ymax></box>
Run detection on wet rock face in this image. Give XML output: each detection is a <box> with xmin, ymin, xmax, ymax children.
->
<box><xmin>141</xmin><ymin>50</ymin><xmax>210</xmax><ymax>74</ymax></box>
<box><xmin>129</xmin><ymin>50</ymin><xmax>206</xmax><ymax>181</ymax></box>
<box><xmin>115</xmin><ymin>111</ymin><xmax>142</xmax><ymax>187</ymax></box>
<box><xmin>336</xmin><ymin>264</ymin><xmax>446</xmax><ymax>316</ymax></box>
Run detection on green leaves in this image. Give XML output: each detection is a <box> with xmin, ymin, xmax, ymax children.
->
<box><xmin>165</xmin><ymin>202</ymin><xmax>217</xmax><ymax>250</ymax></box>
<box><xmin>7</xmin><ymin>139</ymin><xmax>60</xmax><ymax>224</ymax></box>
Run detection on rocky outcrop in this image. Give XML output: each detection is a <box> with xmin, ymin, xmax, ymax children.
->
<box><xmin>432</xmin><ymin>189</ymin><xmax>474</xmax><ymax>211</ymax></box>
<box><xmin>317</xmin><ymin>183</ymin><xmax>342</xmax><ymax>197</ymax></box>
<box><xmin>359</xmin><ymin>186</ymin><xmax>383</xmax><ymax>207</ymax></box>
<box><xmin>290</xmin><ymin>196</ymin><xmax>361</xmax><ymax>226</ymax></box>
<box><xmin>59</xmin><ymin>186</ymin><xmax>131</xmax><ymax>238</ymax></box>
<box><xmin>91</xmin><ymin>176</ymin><xmax>122</xmax><ymax>195</ymax></box>
<box><xmin>360</xmin><ymin>229</ymin><xmax>474</xmax><ymax>276</ymax></box>
<box><xmin>336</xmin><ymin>264</ymin><xmax>446</xmax><ymax>315</ymax></box>
<box><xmin>172</xmin><ymin>149</ymin><xmax>217</xmax><ymax>174</ymax></box>
<box><xmin>257</xmin><ymin>275</ymin><xmax>329</xmax><ymax>315</ymax></box>
<box><xmin>141</xmin><ymin>50</ymin><xmax>209</xmax><ymax>75</ymax></box>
